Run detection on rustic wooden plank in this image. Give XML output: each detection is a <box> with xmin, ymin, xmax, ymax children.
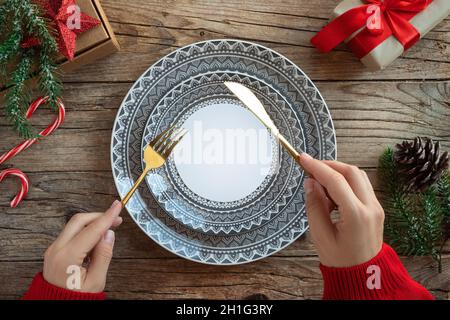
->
<box><xmin>1</xmin><ymin>80</ymin><xmax>448</xmax><ymax>262</ymax></box>
<box><xmin>1</xmin><ymin>254</ymin><xmax>448</xmax><ymax>300</ymax></box>
<box><xmin>1</xmin><ymin>81</ymin><xmax>448</xmax><ymax>172</ymax></box>
<box><xmin>60</xmin><ymin>36</ymin><xmax>450</xmax><ymax>83</ymax></box>
<box><xmin>2</xmin><ymin>168</ymin><xmax>450</xmax><ymax>262</ymax></box>
<box><xmin>100</xmin><ymin>0</ymin><xmax>449</xmax><ymax>52</ymax></box>
<box><xmin>1</xmin><ymin>0</ymin><xmax>449</xmax><ymax>300</ymax></box>
<box><xmin>55</xmin><ymin>0</ymin><xmax>450</xmax><ymax>82</ymax></box>
<box><xmin>0</xmin><ymin>168</ymin><xmax>317</xmax><ymax>261</ymax></box>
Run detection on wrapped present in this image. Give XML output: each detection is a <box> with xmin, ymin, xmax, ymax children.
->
<box><xmin>57</xmin><ymin>0</ymin><xmax>120</xmax><ymax>72</ymax></box>
<box><xmin>311</xmin><ymin>0</ymin><xmax>450</xmax><ymax>70</ymax></box>
<box><xmin>0</xmin><ymin>0</ymin><xmax>120</xmax><ymax>137</ymax></box>
<box><xmin>1</xmin><ymin>0</ymin><xmax>119</xmax><ymax>96</ymax></box>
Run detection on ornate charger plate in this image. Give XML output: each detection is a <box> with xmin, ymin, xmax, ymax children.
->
<box><xmin>111</xmin><ymin>39</ymin><xmax>336</xmax><ymax>265</ymax></box>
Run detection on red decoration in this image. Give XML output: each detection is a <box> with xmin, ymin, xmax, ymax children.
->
<box><xmin>20</xmin><ymin>38</ymin><xmax>41</xmax><ymax>49</ymax></box>
<box><xmin>311</xmin><ymin>0</ymin><xmax>430</xmax><ymax>59</ymax></box>
<box><xmin>27</xmin><ymin>0</ymin><xmax>101</xmax><ymax>60</ymax></box>
<box><xmin>0</xmin><ymin>96</ymin><xmax>65</xmax><ymax>207</ymax></box>
<box><xmin>0</xmin><ymin>169</ymin><xmax>29</xmax><ymax>208</ymax></box>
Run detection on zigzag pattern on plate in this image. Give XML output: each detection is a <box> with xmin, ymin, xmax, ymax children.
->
<box><xmin>111</xmin><ymin>40</ymin><xmax>336</xmax><ymax>265</ymax></box>
<box><xmin>140</xmin><ymin>74</ymin><xmax>303</xmax><ymax>234</ymax></box>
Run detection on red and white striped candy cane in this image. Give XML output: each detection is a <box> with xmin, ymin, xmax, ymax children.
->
<box><xmin>0</xmin><ymin>169</ymin><xmax>29</xmax><ymax>208</ymax></box>
<box><xmin>0</xmin><ymin>96</ymin><xmax>65</xmax><ymax>207</ymax></box>
<box><xmin>0</xmin><ymin>96</ymin><xmax>65</xmax><ymax>165</ymax></box>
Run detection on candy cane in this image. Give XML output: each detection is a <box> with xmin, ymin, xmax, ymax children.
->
<box><xmin>0</xmin><ymin>169</ymin><xmax>29</xmax><ymax>208</ymax></box>
<box><xmin>0</xmin><ymin>96</ymin><xmax>65</xmax><ymax>207</ymax></box>
<box><xmin>0</xmin><ymin>97</ymin><xmax>65</xmax><ymax>165</ymax></box>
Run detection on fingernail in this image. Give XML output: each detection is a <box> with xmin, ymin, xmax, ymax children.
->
<box><xmin>110</xmin><ymin>200</ymin><xmax>121</xmax><ymax>209</ymax></box>
<box><xmin>104</xmin><ymin>230</ymin><xmax>115</xmax><ymax>245</ymax></box>
<box><xmin>300</xmin><ymin>153</ymin><xmax>313</xmax><ymax>161</ymax></box>
<box><xmin>304</xmin><ymin>178</ymin><xmax>315</xmax><ymax>195</ymax></box>
<box><xmin>113</xmin><ymin>216</ymin><xmax>123</xmax><ymax>228</ymax></box>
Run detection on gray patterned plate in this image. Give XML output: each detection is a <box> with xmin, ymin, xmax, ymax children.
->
<box><xmin>111</xmin><ymin>39</ymin><xmax>336</xmax><ymax>265</ymax></box>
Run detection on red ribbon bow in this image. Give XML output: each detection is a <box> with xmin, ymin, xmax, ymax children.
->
<box><xmin>311</xmin><ymin>0</ymin><xmax>430</xmax><ymax>59</ymax></box>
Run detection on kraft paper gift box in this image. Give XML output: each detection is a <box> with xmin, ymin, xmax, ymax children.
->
<box><xmin>58</xmin><ymin>0</ymin><xmax>120</xmax><ymax>73</ymax></box>
<box><xmin>1</xmin><ymin>0</ymin><xmax>119</xmax><ymax>105</ymax></box>
<box><xmin>314</xmin><ymin>0</ymin><xmax>450</xmax><ymax>70</ymax></box>
<box><xmin>1</xmin><ymin>0</ymin><xmax>119</xmax><ymax>95</ymax></box>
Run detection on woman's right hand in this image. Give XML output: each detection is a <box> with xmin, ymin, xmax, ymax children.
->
<box><xmin>299</xmin><ymin>153</ymin><xmax>385</xmax><ymax>268</ymax></box>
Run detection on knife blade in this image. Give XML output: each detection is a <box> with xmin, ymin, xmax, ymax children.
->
<box><xmin>224</xmin><ymin>81</ymin><xmax>339</xmax><ymax>214</ymax></box>
<box><xmin>224</xmin><ymin>81</ymin><xmax>300</xmax><ymax>160</ymax></box>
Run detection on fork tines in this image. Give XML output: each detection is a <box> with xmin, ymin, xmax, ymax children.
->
<box><xmin>151</xmin><ymin>125</ymin><xmax>187</xmax><ymax>158</ymax></box>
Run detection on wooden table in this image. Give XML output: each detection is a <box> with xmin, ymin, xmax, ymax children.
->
<box><xmin>1</xmin><ymin>0</ymin><xmax>449</xmax><ymax>299</ymax></box>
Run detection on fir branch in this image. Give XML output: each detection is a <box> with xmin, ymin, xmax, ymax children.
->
<box><xmin>420</xmin><ymin>188</ymin><xmax>444</xmax><ymax>271</ymax></box>
<box><xmin>0</xmin><ymin>0</ymin><xmax>62</xmax><ymax>136</ymax></box>
<box><xmin>38</xmin><ymin>50</ymin><xmax>61</xmax><ymax>108</ymax></box>
<box><xmin>0</xmin><ymin>9</ymin><xmax>22</xmax><ymax>65</ymax></box>
<box><xmin>379</xmin><ymin>147</ymin><xmax>449</xmax><ymax>272</ymax></box>
<box><xmin>379</xmin><ymin>148</ymin><xmax>398</xmax><ymax>195</ymax></box>
<box><xmin>0</xmin><ymin>0</ymin><xmax>18</xmax><ymax>29</ymax></box>
<box><xmin>20</xmin><ymin>0</ymin><xmax>58</xmax><ymax>54</ymax></box>
<box><xmin>20</xmin><ymin>0</ymin><xmax>61</xmax><ymax>108</ymax></box>
<box><xmin>437</xmin><ymin>171</ymin><xmax>450</xmax><ymax>239</ymax></box>
<box><xmin>379</xmin><ymin>148</ymin><xmax>415</xmax><ymax>253</ymax></box>
<box><xmin>0</xmin><ymin>5</ymin><xmax>6</xmax><ymax>29</ymax></box>
<box><xmin>5</xmin><ymin>49</ymin><xmax>33</xmax><ymax>138</ymax></box>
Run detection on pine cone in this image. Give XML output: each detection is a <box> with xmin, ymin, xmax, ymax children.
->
<box><xmin>394</xmin><ymin>137</ymin><xmax>449</xmax><ymax>192</ymax></box>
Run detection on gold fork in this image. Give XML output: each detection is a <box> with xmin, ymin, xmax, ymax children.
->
<box><xmin>121</xmin><ymin>124</ymin><xmax>187</xmax><ymax>206</ymax></box>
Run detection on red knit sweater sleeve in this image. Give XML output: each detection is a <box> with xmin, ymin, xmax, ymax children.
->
<box><xmin>22</xmin><ymin>273</ymin><xmax>106</xmax><ymax>300</ymax></box>
<box><xmin>319</xmin><ymin>243</ymin><xmax>434</xmax><ymax>300</ymax></box>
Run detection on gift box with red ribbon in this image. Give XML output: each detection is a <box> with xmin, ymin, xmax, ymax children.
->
<box><xmin>311</xmin><ymin>0</ymin><xmax>450</xmax><ymax>70</ymax></box>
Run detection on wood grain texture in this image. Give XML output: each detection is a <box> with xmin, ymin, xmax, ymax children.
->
<box><xmin>0</xmin><ymin>0</ymin><xmax>449</xmax><ymax>300</ymax></box>
<box><xmin>61</xmin><ymin>0</ymin><xmax>450</xmax><ymax>82</ymax></box>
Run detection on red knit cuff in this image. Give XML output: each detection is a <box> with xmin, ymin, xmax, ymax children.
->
<box><xmin>22</xmin><ymin>273</ymin><xmax>106</xmax><ymax>300</ymax></box>
<box><xmin>319</xmin><ymin>243</ymin><xmax>434</xmax><ymax>300</ymax></box>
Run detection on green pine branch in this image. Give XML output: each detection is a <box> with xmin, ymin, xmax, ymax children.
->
<box><xmin>0</xmin><ymin>0</ymin><xmax>17</xmax><ymax>30</ymax></box>
<box><xmin>0</xmin><ymin>23</ymin><xmax>21</xmax><ymax>64</ymax></box>
<box><xmin>0</xmin><ymin>5</ymin><xmax>6</xmax><ymax>29</ymax></box>
<box><xmin>5</xmin><ymin>49</ymin><xmax>33</xmax><ymax>138</ymax></box>
<box><xmin>1</xmin><ymin>0</ymin><xmax>62</xmax><ymax>137</ymax></box>
<box><xmin>437</xmin><ymin>172</ymin><xmax>450</xmax><ymax>245</ymax></box>
<box><xmin>20</xmin><ymin>0</ymin><xmax>58</xmax><ymax>54</ymax></box>
<box><xmin>379</xmin><ymin>148</ymin><xmax>416</xmax><ymax>254</ymax></box>
<box><xmin>378</xmin><ymin>147</ymin><xmax>449</xmax><ymax>272</ymax></box>
<box><xmin>421</xmin><ymin>188</ymin><xmax>444</xmax><ymax>270</ymax></box>
<box><xmin>38</xmin><ymin>52</ymin><xmax>61</xmax><ymax>109</ymax></box>
<box><xmin>0</xmin><ymin>7</ymin><xmax>22</xmax><ymax>76</ymax></box>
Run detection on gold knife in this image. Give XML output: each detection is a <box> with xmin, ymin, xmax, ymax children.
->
<box><xmin>224</xmin><ymin>82</ymin><xmax>302</xmax><ymax>166</ymax></box>
<box><xmin>224</xmin><ymin>81</ymin><xmax>338</xmax><ymax>210</ymax></box>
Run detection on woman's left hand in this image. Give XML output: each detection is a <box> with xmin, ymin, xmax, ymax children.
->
<box><xmin>42</xmin><ymin>200</ymin><xmax>123</xmax><ymax>292</ymax></box>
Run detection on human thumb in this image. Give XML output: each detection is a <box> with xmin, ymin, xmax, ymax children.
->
<box><xmin>304</xmin><ymin>178</ymin><xmax>335</xmax><ymax>244</ymax></box>
<box><xmin>85</xmin><ymin>230</ymin><xmax>115</xmax><ymax>292</ymax></box>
